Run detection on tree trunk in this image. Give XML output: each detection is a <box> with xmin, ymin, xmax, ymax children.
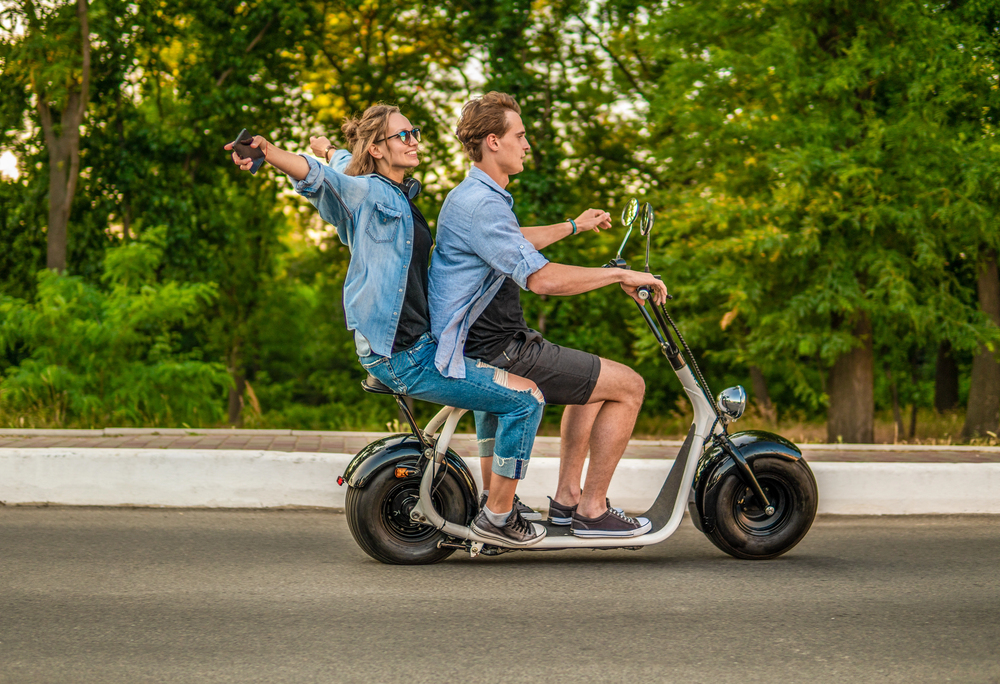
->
<box><xmin>886</xmin><ymin>367</ymin><xmax>904</xmax><ymax>442</ymax></box>
<box><xmin>228</xmin><ymin>371</ymin><xmax>246</xmax><ymax>427</ymax></box>
<box><xmin>748</xmin><ymin>365</ymin><xmax>776</xmax><ymax>422</ymax></box>
<box><xmin>227</xmin><ymin>338</ymin><xmax>245</xmax><ymax>426</ymax></box>
<box><xmin>934</xmin><ymin>340</ymin><xmax>959</xmax><ymax>412</ymax></box>
<box><xmin>827</xmin><ymin>312</ymin><xmax>874</xmax><ymax>443</ymax></box>
<box><xmin>33</xmin><ymin>0</ymin><xmax>91</xmax><ymax>271</ymax></box>
<box><xmin>962</xmin><ymin>255</ymin><xmax>1000</xmax><ymax>439</ymax></box>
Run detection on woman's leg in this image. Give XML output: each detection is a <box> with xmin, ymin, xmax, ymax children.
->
<box><xmin>365</xmin><ymin>336</ymin><xmax>545</xmax><ymax>515</ymax></box>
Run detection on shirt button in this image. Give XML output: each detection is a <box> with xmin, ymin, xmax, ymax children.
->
<box><xmin>398</xmin><ymin>289</ymin><xmax>403</xmax><ymax>292</ymax></box>
<box><xmin>406</xmin><ymin>241</ymin><xmax>410</xmax><ymax>244</ymax></box>
<box><xmin>519</xmin><ymin>245</ymin><xmax>524</xmax><ymax>249</ymax></box>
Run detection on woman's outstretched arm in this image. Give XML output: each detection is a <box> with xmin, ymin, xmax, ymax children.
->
<box><xmin>225</xmin><ymin>135</ymin><xmax>310</xmax><ymax>180</ymax></box>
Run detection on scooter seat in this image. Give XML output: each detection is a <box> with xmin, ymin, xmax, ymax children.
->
<box><xmin>361</xmin><ymin>374</ymin><xmax>398</xmax><ymax>396</ymax></box>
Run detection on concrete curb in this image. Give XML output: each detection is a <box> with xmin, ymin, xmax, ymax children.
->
<box><xmin>2</xmin><ymin>448</ymin><xmax>998</xmax><ymax>515</ymax></box>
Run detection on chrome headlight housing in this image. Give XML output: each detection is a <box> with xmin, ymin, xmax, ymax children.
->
<box><xmin>717</xmin><ymin>385</ymin><xmax>747</xmax><ymax>424</ymax></box>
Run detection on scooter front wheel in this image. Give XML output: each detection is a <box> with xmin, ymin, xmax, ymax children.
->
<box><xmin>706</xmin><ymin>456</ymin><xmax>818</xmax><ymax>560</ymax></box>
<box><xmin>345</xmin><ymin>465</ymin><xmax>469</xmax><ymax>565</ymax></box>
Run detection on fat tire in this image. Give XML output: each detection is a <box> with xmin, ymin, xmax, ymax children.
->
<box><xmin>707</xmin><ymin>456</ymin><xmax>817</xmax><ymax>560</ymax></box>
<box><xmin>345</xmin><ymin>465</ymin><xmax>468</xmax><ymax>565</ymax></box>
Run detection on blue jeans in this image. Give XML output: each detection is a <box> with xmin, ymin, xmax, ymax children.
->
<box><xmin>359</xmin><ymin>334</ymin><xmax>544</xmax><ymax>480</ymax></box>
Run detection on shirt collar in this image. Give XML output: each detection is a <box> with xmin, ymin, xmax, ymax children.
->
<box><xmin>468</xmin><ymin>166</ymin><xmax>514</xmax><ymax>208</ymax></box>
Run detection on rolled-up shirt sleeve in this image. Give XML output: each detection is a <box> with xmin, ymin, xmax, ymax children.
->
<box><xmin>467</xmin><ymin>195</ymin><xmax>549</xmax><ymax>289</ymax></box>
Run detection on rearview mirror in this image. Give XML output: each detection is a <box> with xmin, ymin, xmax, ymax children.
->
<box><xmin>621</xmin><ymin>197</ymin><xmax>639</xmax><ymax>227</ymax></box>
<box><xmin>639</xmin><ymin>202</ymin><xmax>655</xmax><ymax>271</ymax></box>
<box><xmin>639</xmin><ymin>202</ymin><xmax>654</xmax><ymax>236</ymax></box>
<box><xmin>615</xmin><ymin>197</ymin><xmax>640</xmax><ymax>260</ymax></box>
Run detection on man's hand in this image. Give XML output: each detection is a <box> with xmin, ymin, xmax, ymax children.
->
<box><xmin>225</xmin><ymin>135</ymin><xmax>270</xmax><ymax>171</ymax></box>
<box><xmin>309</xmin><ymin>136</ymin><xmax>334</xmax><ymax>160</ymax></box>
<box><xmin>574</xmin><ymin>208</ymin><xmax>612</xmax><ymax>233</ymax></box>
<box><xmin>619</xmin><ymin>270</ymin><xmax>668</xmax><ymax>306</ymax></box>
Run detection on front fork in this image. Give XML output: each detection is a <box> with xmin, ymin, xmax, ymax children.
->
<box><xmin>713</xmin><ymin>433</ymin><xmax>774</xmax><ymax>515</ymax></box>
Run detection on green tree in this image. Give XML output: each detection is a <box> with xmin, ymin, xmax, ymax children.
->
<box><xmin>1</xmin><ymin>0</ymin><xmax>92</xmax><ymax>271</ymax></box>
<box><xmin>639</xmin><ymin>0</ymin><xmax>999</xmax><ymax>441</ymax></box>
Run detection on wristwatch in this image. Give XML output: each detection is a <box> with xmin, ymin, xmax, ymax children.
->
<box><xmin>324</xmin><ymin>144</ymin><xmax>337</xmax><ymax>163</ymax></box>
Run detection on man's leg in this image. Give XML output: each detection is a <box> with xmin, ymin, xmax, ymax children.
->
<box><xmin>552</xmin><ymin>358</ymin><xmax>645</xmax><ymax>519</ymax></box>
<box><xmin>551</xmin><ymin>401</ymin><xmax>601</xmax><ymax>506</ymax></box>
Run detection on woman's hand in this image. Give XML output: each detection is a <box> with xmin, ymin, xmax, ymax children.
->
<box><xmin>224</xmin><ymin>135</ymin><xmax>270</xmax><ymax>171</ymax></box>
<box><xmin>574</xmin><ymin>208</ymin><xmax>613</xmax><ymax>233</ymax></box>
<box><xmin>309</xmin><ymin>136</ymin><xmax>334</xmax><ymax>161</ymax></box>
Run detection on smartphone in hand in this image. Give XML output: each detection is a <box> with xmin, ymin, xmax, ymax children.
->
<box><xmin>231</xmin><ymin>128</ymin><xmax>266</xmax><ymax>174</ymax></box>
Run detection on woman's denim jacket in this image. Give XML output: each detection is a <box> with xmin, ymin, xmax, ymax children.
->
<box><xmin>291</xmin><ymin>151</ymin><xmax>416</xmax><ymax>357</ymax></box>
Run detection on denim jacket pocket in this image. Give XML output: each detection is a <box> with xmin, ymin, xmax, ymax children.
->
<box><xmin>366</xmin><ymin>202</ymin><xmax>402</xmax><ymax>244</ymax></box>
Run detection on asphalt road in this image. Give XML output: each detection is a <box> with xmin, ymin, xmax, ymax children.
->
<box><xmin>1</xmin><ymin>509</ymin><xmax>997</xmax><ymax>684</ymax></box>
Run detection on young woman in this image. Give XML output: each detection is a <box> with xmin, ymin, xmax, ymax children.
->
<box><xmin>225</xmin><ymin>105</ymin><xmax>545</xmax><ymax>546</ymax></box>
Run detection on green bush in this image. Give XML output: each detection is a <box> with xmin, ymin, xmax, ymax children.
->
<box><xmin>0</xmin><ymin>228</ymin><xmax>230</xmax><ymax>427</ymax></box>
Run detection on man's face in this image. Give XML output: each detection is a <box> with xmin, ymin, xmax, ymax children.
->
<box><xmin>493</xmin><ymin>111</ymin><xmax>530</xmax><ymax>175</ymax></box>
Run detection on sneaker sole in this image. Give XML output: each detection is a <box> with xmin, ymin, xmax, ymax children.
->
<box><xmin>547</xmin><ymin>515</ymin><xmax>573</xmax><ymax>525</ymax></box>
<box><xmin>520</xmin><ymin>511</ymin><xmax>543</xmax><ymax>521</ymax></box>
<box><xmin>471</xmin><ymin>521</ymin><xmax>547</xmax><ymax>547</ymax></box>
<box><xmin>571</xmin><ymin>520</ymin><xmax>653</xmax><ymax>538</ymax></box>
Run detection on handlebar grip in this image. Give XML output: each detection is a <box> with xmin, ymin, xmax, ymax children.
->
<box><xmin>637</xmin><ymin>286</ymin><xmax>651</xmax><ymax>301</ymax></box>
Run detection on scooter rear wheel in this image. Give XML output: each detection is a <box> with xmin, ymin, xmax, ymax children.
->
<box><xmin>706</xmin><ymin>456</ymin><xmax>817</xmax><ymax>560</ymax></box>
<box><xmin>345</xmin><ymin>465</ymin><xmax>469</xmax><ymax>565</ymax></box>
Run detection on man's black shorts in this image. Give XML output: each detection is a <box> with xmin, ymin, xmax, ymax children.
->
<box><xmin>488</xmin><ymin>330</ymin><xmax>600</xmax><ymax>405</ymax></box>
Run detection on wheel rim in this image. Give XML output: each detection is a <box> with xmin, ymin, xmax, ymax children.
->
<box><xmin>732</xmin><ymin>475</ymin><xmax>792</xmax><ymax>536</ymax></box>
<box><xmin>380</xmin><ymin>479</ymin><xmax>441</xmax><ymax>543</ymax></box>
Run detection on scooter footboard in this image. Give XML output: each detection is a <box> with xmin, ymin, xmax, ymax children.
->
<box><xmin>640</xmin><ymin>424</ymin><xmax>696</xmax><ymax>530</ymax></box>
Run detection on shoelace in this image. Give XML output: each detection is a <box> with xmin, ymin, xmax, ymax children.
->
<box><xmin>506</xmin><ymin>508</ymin><xmax>533</xmax><ymax>535</ymax></box>
<box><xmin>607</xmin><ymin>506</ymin><xmax>637</xmax><ymax>524</ymax></box>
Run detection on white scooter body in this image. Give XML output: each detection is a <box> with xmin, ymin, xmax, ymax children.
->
<box><xmin>409</xmin><ymin>362</ymin><xmax>715</xmax><ymax>551</ymax></box>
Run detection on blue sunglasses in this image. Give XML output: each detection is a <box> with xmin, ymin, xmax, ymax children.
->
<box><xmin>376</xmin><ymin>127</ymin><xmax>421</xmax><ymax>145</ymax></box>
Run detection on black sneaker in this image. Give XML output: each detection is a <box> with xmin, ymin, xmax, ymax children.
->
<box><xmin>479</xmin><ymin>493</ymin><xmax>542</xmax><ymax>521</ymax></box>
<box><xmin>547</xmin><ymin>497</ymin><xmax>623</xmax><ymax>526</ymax></box>
<box><xmin>571</xmin><ymin>506</ymin><xmax>652</xmax><ymax>538</ymax></box>
<box><xmin>471</xmin><ymin>507</ymin><xmax>546</xmax><ymax>547</ymax></box>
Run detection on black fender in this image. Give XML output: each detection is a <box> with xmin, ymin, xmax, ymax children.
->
<box><xmin>342</xmin><ymin>433</ymin><xmax>479</xmax><ymax>523</ymax></box>
<box><xmin>690</xmin><ymin>430</ymin><xmax>804</xmax><ymax>534</ymax></box>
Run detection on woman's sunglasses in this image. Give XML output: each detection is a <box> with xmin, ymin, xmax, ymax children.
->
<box><xmin>377</xmin><ymin>127</ymin><xmax>421</xmax><ymax>146</ymax></box>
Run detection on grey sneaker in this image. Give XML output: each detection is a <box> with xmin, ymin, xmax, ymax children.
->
<box><xmin>571</xmin><ymin>506</ymin><xmax>652</xmax><ymax>538</ymax></box>
<box><xmin>547</xmin><ymin>497</ymin><xmax>623</xmax><ymax>526</ymax></box>
<box><xmin>480</xmin><ymin>493</ymin><xmax>542</xmax><ymax>521</ymax></box>
<box><xmin>471</xmin><ymin>507</ymin><xmax>546</xmax><ymax>547</ymax></box>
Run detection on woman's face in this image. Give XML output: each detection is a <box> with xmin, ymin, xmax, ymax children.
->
<box><xmin>373</xmin><ymin>113</ymin><xmax>420</xmax><ymax>175</ymax></box>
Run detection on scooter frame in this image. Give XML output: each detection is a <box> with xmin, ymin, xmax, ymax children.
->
<box><xmin>407</xmin><ymin>334</ymin><xmax>715</xmax><ymax>552</ymax></box>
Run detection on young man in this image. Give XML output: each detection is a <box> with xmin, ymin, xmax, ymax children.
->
<box><xmin>429</xmin><ymin>92</ymin><xmax>668</xmax><ymax>538</ymax></box>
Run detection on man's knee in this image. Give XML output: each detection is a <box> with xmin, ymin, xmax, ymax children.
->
<box><xmin>597</xmin><ymin>359</ymin><xmax>645</xmax><ymax>404</ymax></box>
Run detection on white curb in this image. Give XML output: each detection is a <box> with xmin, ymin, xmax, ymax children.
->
<box><xmin>1</xmin><ymin>448</ymin><xmax>998</xmax><ymax>514</ymax></box>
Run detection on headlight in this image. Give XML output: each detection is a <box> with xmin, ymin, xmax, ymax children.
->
<box><xmin>717</xmin><ymin>386</ymin><xmax>747</xmax><ymax>423</ymax></box>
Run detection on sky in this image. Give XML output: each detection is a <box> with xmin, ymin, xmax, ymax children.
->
<box><xmin>0</xmin><ymin>151</ymin><xmax>19</xmax><ymax>180</ymax></box>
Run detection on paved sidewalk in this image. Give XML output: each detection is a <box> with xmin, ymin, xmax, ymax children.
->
<box><xmin>1</xmin><ymin>428</ymin><xmax>997</xmax><ymax>462</ymax></box>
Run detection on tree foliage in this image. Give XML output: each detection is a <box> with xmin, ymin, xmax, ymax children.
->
<box><xmin>0</xmin><ymin>0</ymin><xmax>998</xmax><ymax>439</ymax></box>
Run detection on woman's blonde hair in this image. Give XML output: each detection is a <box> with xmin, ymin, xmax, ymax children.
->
<box><xmin>455</xmin><ymin>92</ymin><xmax>521</xmax><ymax>162</ymax></box>
<box><xmin>341</xmin><ymin>104</ymin><xmax>400</xmax><ymax>176</ymax></box>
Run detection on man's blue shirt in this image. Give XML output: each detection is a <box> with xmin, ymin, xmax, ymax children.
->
<box><xmin>291</xmin><ymin>151</ymin><xmax>417</xmax><ymax>357</ymax></box>
<box><xmin>429</xmin><ymin>166</ymin><xmax>549</xmax><ymax>378</ymax></box>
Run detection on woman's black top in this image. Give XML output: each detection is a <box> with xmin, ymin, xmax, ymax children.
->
<box><xmin>383</xmin><ymin>175</ymin><xmax>432</xmax><ymax>353</ymax></box>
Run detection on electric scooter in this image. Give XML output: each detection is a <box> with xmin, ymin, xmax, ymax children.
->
<box><xmin>339</xmin><ymin>199</ymin><xmax>818</xmax><ymax>564</ymax></box>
